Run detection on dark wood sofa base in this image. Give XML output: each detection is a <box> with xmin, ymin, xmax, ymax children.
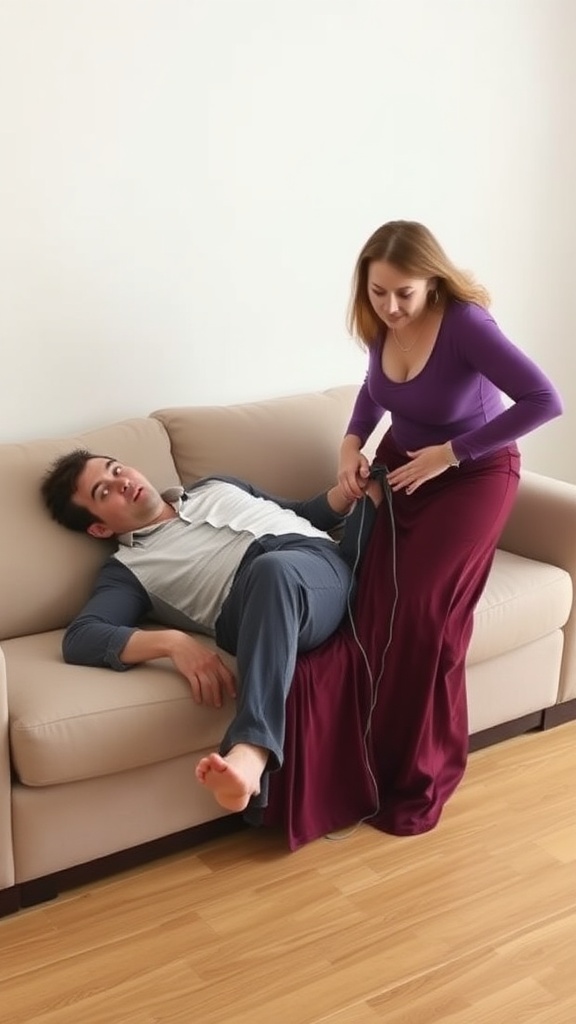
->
<box><xmin>468</xmin><ymin>711</ymin><xmax>543</xmax><ymax>751</ymax></box>
<box><xmin>2</xmin><ymin>698</ymin><xmax>575</xmax><ymax>920</ymax></box>
<box><xmin>0</xmin><ymin>813</ymin><xmax>246</xmax><ymax>920</ymax></box>
<box><xmin>468</xmin><ymin>697</ymin><xmax>576</xmax><ymax>752</ymax></box>
<box><xmin>542</xmin><ymin>698</ymin><xmax>576</xmax><ymax>729</ymax></box>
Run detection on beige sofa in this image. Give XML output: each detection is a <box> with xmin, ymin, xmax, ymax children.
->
<box><xmin>1</xmin><ymin>385</ymin><xmax>575</xmax><ymax>917</ymax></box>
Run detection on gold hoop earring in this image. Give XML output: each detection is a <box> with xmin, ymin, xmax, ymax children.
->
<box><xmin>431</xmin><ymin>288</ymin><xmax>440</xmax><ymax>306</ymax></box>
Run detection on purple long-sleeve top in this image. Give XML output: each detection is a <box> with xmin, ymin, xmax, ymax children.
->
<box><xmin>346</xmin><ymin>300</ymin><xmax>562</xmax><ymax>462</ymax></box>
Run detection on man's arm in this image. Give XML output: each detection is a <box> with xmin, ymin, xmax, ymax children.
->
<box><xmin>119</xmin><ymin>629</ymin><xmax>236</xmax><ymax>708</ymax></box>
<box><xmin>63</xmin><ymin>558</ymin><xmax>151</xmax><ymax>669</ymax></box>
<box><xmin>63</xmin><ymin>558</ymin><xmax>236</xmax><ymax>707</ymax></box>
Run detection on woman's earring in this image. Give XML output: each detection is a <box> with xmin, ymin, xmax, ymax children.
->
<box><xmin>431</xmin><ymin>287</ymin><xmax>440</xmax><ymax>306</ymax></box>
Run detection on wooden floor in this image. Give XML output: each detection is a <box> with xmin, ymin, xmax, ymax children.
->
<box><xmin>2</xmin><ymin>723</ymin><xmax>576</xmax><ymax>1024</ymax></box>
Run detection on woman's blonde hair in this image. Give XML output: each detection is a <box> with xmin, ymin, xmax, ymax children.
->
<box><xmin>347</xmin><ymin>220</ymin><xmax>490</xmax><ymax>347</ymax></box>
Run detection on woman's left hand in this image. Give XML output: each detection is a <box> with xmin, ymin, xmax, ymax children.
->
<box><xmin>386</xmin><ymin>445</ymin><xmax>453</xmax><ymax>495</ymax></box>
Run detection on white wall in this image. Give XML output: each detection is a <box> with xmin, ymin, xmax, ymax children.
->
<box><xmin>0</xmin><ymin>0</ymin><xmax>573</xmax><ymax>479</ymax></box>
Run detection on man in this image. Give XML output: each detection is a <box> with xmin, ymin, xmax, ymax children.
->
<box><xmin>41</xmin><ymin>452</ymin><xmax>381</xmax><ymax>814</ymax></box>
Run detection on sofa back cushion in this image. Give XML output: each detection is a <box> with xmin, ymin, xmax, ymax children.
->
<box><xmin>152</xmin><ymin>385</ymin><xmax>364</xmax><ymax>498</ymax></box>
<box><xmin>0</xmin><ymin>418</ymin><xmax>179</xmax><ymax>641</ymax></box>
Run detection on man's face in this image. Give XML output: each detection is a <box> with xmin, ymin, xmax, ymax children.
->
<box><xmin>73</xmin><ymin>457</ymin><xmax>166</xmax><ymax>537</ymax></box>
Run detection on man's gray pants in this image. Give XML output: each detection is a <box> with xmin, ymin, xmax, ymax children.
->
<box><xmin>214</xmin><ymin>534</ymin><xmax>353</xmax><ymax>779</ymax></box>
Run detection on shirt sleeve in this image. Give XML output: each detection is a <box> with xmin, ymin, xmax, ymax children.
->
<box><xmin>345</xmin><ymin>368</ymin><xmax>387</xmax><ymax>446</ymax></box>
<box><xmin>63</xmin><ymin>558</ymin><xmax>152</xmax><ymax>670</ymax></box>
<box><xmin>451</xmin><ymin>306</ymin><xmax>563</xmax><ymax>462</ymax></box>
<box><xmin>284</xmin><ymin>491</ymin><xmax>346</xmax><ymax>531</ymax></box>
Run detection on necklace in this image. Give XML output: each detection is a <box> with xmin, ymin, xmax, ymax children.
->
<box><xmin>391</xmin><ymin>322</ymin><xmax>424</xmax><ymax>353</ymax></box>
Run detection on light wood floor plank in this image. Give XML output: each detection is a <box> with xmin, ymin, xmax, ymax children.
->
<box><xmin>1</xmin><ymin>722</ymin><xmax>575</xmax><ymax>1023</ymax></box>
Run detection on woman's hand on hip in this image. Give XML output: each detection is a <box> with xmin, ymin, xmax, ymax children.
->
<box><xmin>386</xmin><ymin>444</ymin><xmax>454</xmax><ymax>495</ymax></box>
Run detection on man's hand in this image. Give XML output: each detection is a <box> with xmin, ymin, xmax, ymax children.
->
<box><xmin>386</xmin><ymin>444</ymin><xmax>453</xmax><ymax>495</ymax></box>
<box><xmin>167</xmin><ymin>632</ymin><xmax>237</xmax><ymax>707</ymax></box>
<box><xmin>120</xmin><ymin>628</ymin><xmax>237</xmax><ymax>708</ymax></box>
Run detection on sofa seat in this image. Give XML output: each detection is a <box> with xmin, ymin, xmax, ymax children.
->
<box><xmin>5</xmin><ymin>631</ymin><xmax>236</xmax><ymax>787</ymax></box>
<box><xmin>5</xmin><ymin>549</ymin><xmax>571</xmax><ymax>791</ymax></box>
<box><xmin>469</xmin><ymin>549</ymin><xmax>572</xmax><ymax>664</ymax></box>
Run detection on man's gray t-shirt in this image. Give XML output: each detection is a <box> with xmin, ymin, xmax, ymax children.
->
<box><xmin>114</xmin><ymin>479</ymin><xmax>336</xmax><ymax>635</ymax></box>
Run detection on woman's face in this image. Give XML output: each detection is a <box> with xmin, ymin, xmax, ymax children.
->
<box><xmin>366</xmin><ymin>259</ymin><xmax>433</xmax><ymax>329</ymax></box>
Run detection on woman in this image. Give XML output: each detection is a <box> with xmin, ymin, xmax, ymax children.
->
<box><xmin>265</xmin><ymin>221</ymin><xmax>562</xmax><ymax>847</ymax></box>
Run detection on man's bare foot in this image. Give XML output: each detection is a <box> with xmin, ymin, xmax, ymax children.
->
<box><xmin>195</xmin><ymin>744</ymin><xmax>268</xmax><ymax>812</ymax></box>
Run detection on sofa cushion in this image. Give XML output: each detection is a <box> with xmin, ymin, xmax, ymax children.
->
<box><xmin>5</xmin><ymin>548</ymin><xmax>571</xmax><ymax>789</ymax></box>
<box><xmin>469</xmin><ymin>549</ymin><xmax>572</xmax><ymax>664</ymax></box>
<box><xmin>152</xmin><ymin>385</ymin><xmax>367</xmax><ymax>499</ymax></box>
<box><xmin>5</xmin><ymin>631</ymin><xmax>236</xmax><ymax>787</ymax></box>
<box><xmin>0</xmin><ymin>417</ymin><xmax>180</xmax><ymax>641</ymax></box>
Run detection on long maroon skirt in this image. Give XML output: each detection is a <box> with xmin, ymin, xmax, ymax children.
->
<box><xmin>263</xmin><ymin>432</ymin><xmax>521</xmax><ymax>849</ymax></box>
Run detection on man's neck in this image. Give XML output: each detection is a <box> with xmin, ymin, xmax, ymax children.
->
<box><xmin>153</xmin><ymin>500</ymin><xmax>179</xmax><ymax>524</ymax></box>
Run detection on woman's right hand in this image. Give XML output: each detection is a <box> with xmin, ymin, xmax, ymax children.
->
<box><xmin>338</xmin><ymin>439</ymin><xmax>371</xmax><ymax>501</ymax></box>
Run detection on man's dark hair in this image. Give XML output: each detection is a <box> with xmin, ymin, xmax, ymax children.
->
<box><xmin>41</xmin><ymin>448</ymin><xmax>107</xmax><ymax>532</ymax></box>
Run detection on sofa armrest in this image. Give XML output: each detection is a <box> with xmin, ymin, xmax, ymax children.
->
<box><xmin>499</xmin><ymin>470</ymin><xmax>576</xmax><ymax>702</ymax></box>
<box><xmin>0</xmin><ymin>646</ymin><xmax>15</xmax><ymax>889</ymax></box>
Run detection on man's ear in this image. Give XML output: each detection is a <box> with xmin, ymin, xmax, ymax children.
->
<box><xmin>87</xmin><ymin>522</ymin><xmax>114</xmax><ymax>539</ymax></box>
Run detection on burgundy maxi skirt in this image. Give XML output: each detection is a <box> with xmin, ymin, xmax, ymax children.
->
<box><xmin>263</xmin><ymin>432</ymin><xmax>521</xmax><ymax>849</ymax></box>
